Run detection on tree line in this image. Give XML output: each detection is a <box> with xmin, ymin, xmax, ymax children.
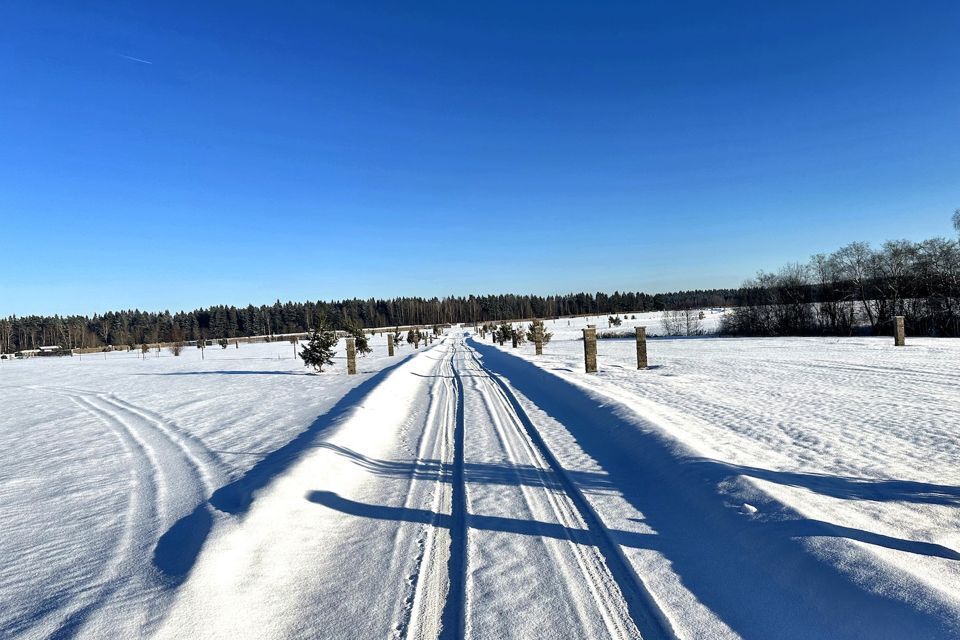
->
<box><xmin>8</xmin><ymin>213</ymin><xmax>956</xmax><ymax>353</ymax></box>
<box><xmin>0</xmin><ymin>289</ymin><xmax>739</xmax><ymax>353</ymax></box>
<box><xmin>721</xmin><ymin>217</ymin><xmax>960</xmax><ymax>337</ymax></box>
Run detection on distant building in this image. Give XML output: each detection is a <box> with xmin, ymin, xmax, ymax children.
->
<box><xmin>16</xmin><ymin>346</ymin><xmax>64</xmax><ymax>358</ymax></box>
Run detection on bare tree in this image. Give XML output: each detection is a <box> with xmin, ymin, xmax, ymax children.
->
<box><xmin>660</xmin><ymin>309</ymin><xmax>683</xmax><ymax>336</ymax></box>
<box><xmin>682</xmin><ymin>308</ymin><xmax>703</xmax><ymax>336</ymax></box>
<box><xmin>169</xmin><ymin>325</ymin><xmax>185</xmax><ymax>356</ymax></box>
<box><xmin>833</xmin><ymin>242</ymin><xmax>877</xmax><ymax>329</ymax></box>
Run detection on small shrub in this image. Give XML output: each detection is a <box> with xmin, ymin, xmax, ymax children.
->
<box><xmin>300</xmin><ymin>326</ymin><xmax>337</xmax><ymax>372</ymax></box>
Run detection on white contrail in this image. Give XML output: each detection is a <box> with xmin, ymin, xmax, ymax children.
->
<box><xmin>117</xmin><ymin>53</ymin><xmax>153</xmax><ymax>65</ymax></box>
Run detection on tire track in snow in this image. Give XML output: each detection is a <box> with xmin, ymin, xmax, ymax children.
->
<box><xmin>15</xmin><ymin>390</ymin><xmax>164</xmax><ymax>639</ymax></box>
<box><xmin>438</xmin><ymin>343</ymin><xmax>467</xmax><ymax>640</ymax></box>
<box><xmin>23</xmin><ymin>386</ymin><xmax>223</xmax><ymax>637</ymax></box>
<box><xmin>458</xmin><ymin>341</ymin><xmax>671</xmax><ymax>640</ymax></box>
<box><xmin>392</xmin><ymin>340</ymin><xmax>457</xmax><ymax>640</ymax></box>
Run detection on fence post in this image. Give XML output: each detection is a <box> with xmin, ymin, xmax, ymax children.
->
<box><xmin>535</xmin><ymin>337</ymin><xmax>543</xmax><ymax>355</ymax></box>
<box><xmin>512</xmin><ymin>331</ymin><xmax>518</xmax><ymax>348</ymax></box>
<box><xmin>636</xmin><ymin>326</ymin><xmax>648</xmax><ymax>369</ymax></box>
<box><xmin>346</xmin><ymin>337</ymin><xmax>357</xmax><ymax>374</ymax></box>
<box><xmin>387</xmin><ymin>333</ymin><xmax>395</xmax><ymax>356</ymax></box>
<box><xmin>583</xmin><ymin>326</ymin><xmax>597</xmax><ymax>373</ymax></box>
<box><xmin>894</xmin><ymin>315</ymin><xmax>906</xmax><ymax>347</ymax></box>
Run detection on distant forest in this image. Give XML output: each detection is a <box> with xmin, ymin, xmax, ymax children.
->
<box><xmin>0</xmin><ymin>289</ymin><xmax>738</xmax><ymax>353</ymax></box>
<box><xmin>721</xmin><ymin>224</ymin><xmax>960</xmax><ymax>337</ymax></box>
<box><xmin>5</xmin><ymin>217</ymin><xmax>959</xmax><ymax>352</ymax></box>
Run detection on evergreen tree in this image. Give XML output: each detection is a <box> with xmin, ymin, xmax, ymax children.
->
<box><xmin>407</xmin><ymin>328</ymin><xmax>423</xmax><ymax>347</ymax></box>
<box><xmin>347</xmin><ymin>321</ymin><xmax>372</xmax><ymax>356</ymax></box>
<box><xmin>513</xmin><ymin>324</ymin><xmax>526</xmax><ymax>345</ymax></box>
<box><xmin>300</xmin><ymin>326</ymin><xmax>337</xmax><ymax>372</ymax></box>
<box><xmin>526</xmin><ymin>319</ymin><xmax>553</xmax><ymax>345</ymax></box>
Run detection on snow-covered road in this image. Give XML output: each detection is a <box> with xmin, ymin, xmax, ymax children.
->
<box><xmin>3</xmin><ymin>325</ymin><xmax>959</xmax><ymax>639</ymax></box>
<box><xmin>158</xmin><ymin>335</ymin><xmax>660</xmax><ymax>639</ymax></box>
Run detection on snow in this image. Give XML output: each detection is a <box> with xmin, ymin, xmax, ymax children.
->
<box><xmin>2</xmin><ymin>317</ymin><xmax>959</xmax><ymax>639</ymax></box>
<box><xmin>480</xmin><ymin>313</ymin><xmax>960</xmax><ymax>637</ymax></box>
<box><xmin>0</xmin><ymin>337</ymin><xmax>411</xmax><ymax>638</ymax></box>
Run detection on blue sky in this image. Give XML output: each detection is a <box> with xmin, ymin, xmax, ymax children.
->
<box><xmin>1</xmin><ymin>1</ymin><xmax>958</xmax><ymax>316</ymax></box>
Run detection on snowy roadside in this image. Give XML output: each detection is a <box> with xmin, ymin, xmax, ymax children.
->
<box><xmin>0</xmin><ymin>336</ymin><xmax>415</xmax><ymax>639</ymax></box>
<box><xmin>473</xmin><ymin>320</ymin><xmax>960</xmax><ymax>637</ymax></box>
<box><xmin>154</xmin><ymin>337</ymin><xmax>456</xmax><ymax>640</ymax></box>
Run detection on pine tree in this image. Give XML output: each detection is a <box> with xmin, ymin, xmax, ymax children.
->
<box><xmin>300</xmin><ymin>326</ymin><xmax>337</xmax><ymax>372</ymax></box>
<box><xmin>407</xmin><ymin>328</ymin><xmax>422</xmax><ymax>347</ymax></box>
<box><xmin>496</xmin><ymin>322</ymin><xmax>512</xmax><ymax>344</ymax></box>
<box><xmin>526</xmin><ymin>319</ymin><xmax>552</xmax><ymax>345</ymax></box>
<box><xmin>347</xmin><ymin>321</ymin><xmax>372</xmax><ymax>356</ymax></box>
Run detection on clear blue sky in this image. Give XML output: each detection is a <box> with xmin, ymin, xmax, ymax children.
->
<box><xmin>2</xmin><ymin>1</ymin><xmax>958</xmax><ymax>316</ymax></box>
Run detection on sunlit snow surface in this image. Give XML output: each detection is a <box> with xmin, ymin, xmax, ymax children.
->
<box><xmin>483</xmin><ymin>312</ymin><xmax>960</xmax><ymax>637</ymax></box>
<box><xmin>0</xmin><ymin>339</ymin><xmax>402</xmax><ymax>638</ymax></box>
<box><xmin>2</xmin><ymin>317</ymin><xmax>960</xmax><ymax>640</ymax></box>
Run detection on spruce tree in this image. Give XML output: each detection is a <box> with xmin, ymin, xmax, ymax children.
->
<box><xmin>300</xmin><ymin>326</ymin><xmax>337</xmax><ymax>373</ymax></box>
<box><xmin>496</xmin><ymin>322</ymin><xmax>512</xmax><ymax>344</ymax></box>
<box><xmin>347</xmin><ymin>321</ymin><xmax>372</xmax><ymax>356</ymax></box>
<box><xmin>526</xmin><ymin>319</ymin><xmax>552</xmax><ymax>345</ymax></box>
<box><xmin>407</xmin><ymin>328</ymin><xmax>422</xmax><ymax>347</ymax></box>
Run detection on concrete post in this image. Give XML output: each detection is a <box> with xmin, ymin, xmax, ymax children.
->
<box><xmin>636</xmin><ymin>326</ymin><xmax>648</xmax><ymax>369</ymax></box>
<box><xmin>894</xmin><ymin>315</ymin><xmax>906</xmax><ymax>347</ymax></box>
<box><xmin>583</xmin><ymin>326</ymin><xmax>597</xmax><ymax>373</ymax></box>
<box><xmin>346</xmin><ymin>337</ymin><xmax>357</xmax><ymax>374</ymax></box>
<box><xmin>387</xmin><ymin>333</ymin><xmax>395</xmax><ymax>356</ymax></box>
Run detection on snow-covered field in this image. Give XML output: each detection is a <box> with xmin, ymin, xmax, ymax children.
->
<box><xmin>0</xmin><ymin>337</ymin><xmax>412</xmax><ymax>638</ymax></box>
<box><xmin>486</xmin><ymin>314</ymin><xmax>960</xmax><ymax>637</ymax></box>
<box><xmin>2</xmin><ymin>318</ymin><xmax>959</xmax><ymax>639</ymax></box>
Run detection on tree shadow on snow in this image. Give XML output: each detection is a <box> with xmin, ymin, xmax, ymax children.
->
<box><xmin>464</xmin><ymin>339</ymin><xmax>960</xmax><ymax>640</ymax></box>
<box><xmin>151</xmin><ymin>352</ymin><xmax>418</xmax><ymax>585</ymax></box>
<box><xmin>138</xmin><ymin>370</ymin><xmax>303</xmax><ymax>376</ymax></box>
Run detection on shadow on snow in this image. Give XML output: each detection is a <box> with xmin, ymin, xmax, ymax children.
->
<box><xmin>456</xmin><ymin>341</ymin><xmax>960</xmax><ymax>639</ymax></box>
<box><xmin>151</xmin><ymin>353</ymin><xmax>418</xmax><ymax>583</ymax></box>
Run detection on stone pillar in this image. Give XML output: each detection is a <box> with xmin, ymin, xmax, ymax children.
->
<box><xmin>636</xmin><ymin>326</ymin><xmax>648</xmax><ymax>369</ymax></box>
<box><xmin>894</xmin><ymin>315</ymin><xmax>906</xmax><ymax>347</ymax></box>
<box><xmin>583</xmin><ymin>326</ymin><xmax>597</xmax><ymax>373</ymax></box>
<box><xmin>387</xmin><ymin>333</ymin><xmax>395</xmax><ymax>356</ymax></box>
<box><xmin>346</xmin><ymin>337</ymin><xmax>357</xmax><ymax>374</ymax></box>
